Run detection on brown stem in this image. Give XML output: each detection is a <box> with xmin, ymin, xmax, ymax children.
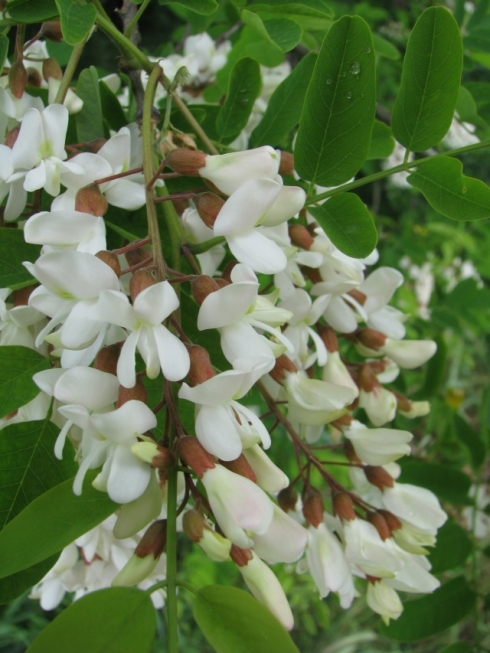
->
<box><xmin>95</xmin><ymin>166</ymin><xmax>143</xmax><ymax>185</ymax></box>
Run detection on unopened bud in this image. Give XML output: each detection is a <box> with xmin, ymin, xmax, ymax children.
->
<box><xmin>131</xmin><ymin>441</ymin><xmax>173</xmax><ymax>468</ymax></box>
<box><xmin>191</xmin><ymin>275</ymin><xmax>219</xmax><ymax>306</ymax></box>
<box><xmin>40</xmin><ymin>21</ymin><xmax>63</xmax><ymax>42</ymax></box>
<box><xmin>135</xmin><ymin>520</ymin><xmax>167</xmax><ymax>558</ymax></box>
<box><xmin>357</xmin><ymin>328</ymin><xmax>387</xmax><ymax>350</ymax></box>
<box><xmin>378</xmin><ymin>509</ymin><xmax>402</xmax><ymax>533</ymax></box>
<box><xmin>129</xmin><ymin>270</ymin><xmax>156</xmax><ymax>302</ymax></box>
<box><xmin>319</xmin><ymin>326</ymin><xmax>339</xmax><ymax>352</ymax></box>
<box><xmin>220</xmin><ymin>454</ymin><xmax>257</xmax><ymax>482</ymax></box>
<box><xmin>4</xmin><ymin>126</ymin><xmax>20</xmax><ymax>149</ymax></box>
<box><xmin>112</xmin><ymin>520</ymin><xmax>167</xmax><ymax>587</ymax></box>
<box><xmin>9</xmin><ymin>60</ymin><xmax>27</xmax><ymax>99</ymax></box>
<box><xmin>269</xmin><ymin>354</ymin><xmax>297</xmax><ymax>384</ymax></box>
<box><xmin>277</xmin><ymin>486</ymin><xmax>298</xmax><ymax>513</ymax></box>
<box><xmin>278</xmin><ymin>151</ymin><xmax>294</xmax><ymax>176</ymax></box>
<box><xmin>367</xmin><ymin>511</ymin><xmax>391</xmax><ymax>541</ymax></box>
<box><xmin>368</xmin><ymin>359</ymin><xmax>388</xmax><ymax>375</ymax></box>
<box><xmin>165</xmin><ymin>148</ymin><xmax>206</xmax><ymax>176</ymax></box>
<box><xmin>343</xmin><ymin>439</ymin><xmax>361</xmax><ymax>464</ymax></box>
<box><xmin>348</xmin><ymin>288</ymin><xmax>367</xmax><ymax>306</ymax></box>
<box><xmin>230</xmin><ymin>544</ymin><xmax>253</xmax><ymax>567</ymax></box>
<box><xmin>26</xmin><ymin>67</ymin><xmax>43</xmax><ymax>88</ymax></box>
<box><xmin>13</xmin><ymin>285</ymin><xmax>36</xmax><ymax>307</ymax></box>
<box><xmin>331</xmin><ymin>414</ymin><xmax>353</xmax><ymax>429</ymax></box>
<box><xmin>85</xmin><ymin>138</ymin><xmax>107</xmax><ymax>153</ymax></box>
<box><xmin>221</xmin><ymin>261</ymin><xmax>237</xmax><ymax>283</ymax></box>
<box><xmin>392</xmin><ymin>390</ymin><xmax>412</xmax><ymax>413</ymax></box>
<box><xmin>364</xmin><ymin>465</ymin><xmax>394</xmax><ymax>490</ymax></box>
<box><xmin>183</xmin><ymin>509</ymin><xmax>206</xmax><ymax>542</ymax></box>
<box><xmin>289</xmin><ymin>225</ymin><xmax>314</xmax><ymax>250</ymax></box>
<box><xmin>116</xmin><ymin>377</ymin><xmax>147</xmax><ymax>407</ymax></box>
<box><xmin>302</xmin><ymin>490</ymin><xmax>324</xmax><ymax>527</ymax></box>
<box><xmin>42</xmin><ymin>57</ymin><xmax>62</xmax><ymax>82</ymax></box>
<box><xmin>125</xmin><ymin>246</ymin><xmax>151</xmax><ymax>267</ymax></box>
<box><xmin>333</xmin><ymin>491</ymin><xmax>356</xmax><ymax>521</ymax></box>
<box><xmin>187</xmin><ymin>345</ymin><xmax>215</xmax><ymax>386</ymax></box>
<box><xmin>194</xmin><ymin>192</ymin><xmax>224</xmax><ymax>228</ymax></box>
<box><xmin>75</xmin><ymin>183</ymin><xmax>108</xmax><ymax>216</ymax></box>
<box><xmin>358</xmin><ymin>364</ymin><xmax>380</xmax><ymax>393</ymax></box>
<box><xmin>303</xmin><ymin>266</ymin><xmax>322</xmax><ymax>284</ymax></box>
<box><xmin>171</xmin><ymin>198</ymin><xmax>189</xmax><ymax>216</ymax></box>
<box><xmin>94</xmin><ymin>344</ymin><xmax>121</xmax><ymax>376</ymax></box>
<box><xmin>215</xmin><ymin>278</ymin><xmax>229</xmax><ymax>289</ymax></box>
<box><xmin>95</xmin><ymin>250</ymin><xmax>121</xmax><ymax>277</ymax></box>
<box><xmin>177</xmin><ymin>436</ymin><xmax>216</xmax><ymax>478</ymax></box>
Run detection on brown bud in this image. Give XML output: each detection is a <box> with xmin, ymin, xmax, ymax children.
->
<box><xmin>289</xmin><ymin>224</ymin><xmax>314</xmax><ymax>250</ymax></box>
<box><xmin>9</xmin><ymin>60</ymin><xmax>27</xmax><ymax>99</ymax></box>
<box><xmin>331</xmin><ymin>413</ymin><xmax>353</xmax><ymax>429</ymax></box>
<box><xmin>177</xmin><ymin>436</ymin><xmax>216</xmax><ymax>478</ymax></box>
<box><xmin>348</xmin><ymin>289</ymin><xmax>367</xmax><ymax>306</ymax></box>
<box><xmin>333</xmin><ymin>491</ymin><xmax>356</xmax><ymax>522</ymax></box>
<box><xmin>367</xmin><ymin>359</ymin><xmax>388</xmax><ymax>375</ymax></box>
<box><xmin>183</xmin><ymin>509</ymin><xmax>205</xmax><ymax>542</ymax></box>
<box><xmin>26</xmin><ymin>67</ymin><xmax>43</xmax><ymax>88</ymax></box>
<box><xmin>379</xmin><ymin>509</ymin><xmax>402</xmax><ymax>533</ymax></box>
<box><xmin>302</xmin><ymin>266</ymin><xmax>322</xmax><ymax>284</ymax></box>
<box><xmin>357</xmin><ymin>327</ymin><xmax>387</xmax><ymax>350</ymax></box>
<box><xmin>95</xmin><ymin>250</ymin><xmax>121</xmax><ymax>277</ymax></box>
<box><xmin>4</xmin><ymin>126</ymin><xmax>20</xmax><ymax>149</ymax></box>
<box><xmin>278</xmin><ymin>151</ymin><xmax>295</xmax><ymax>176</ymax></box>
<box><xmin>392</xmin><ymin>390</ymin><xmax>411</xmax><ymax>412</ymax></box>
<box><xmin>13</xmin><ymin>285</ymin><xmax>36</xmax><ymax>307</ymax></box>
<box><xmin>94</xmin><ymin>344</ymin><xmax>121</xmax><ymax>376</ymax></box>
<box><xmin>215</xmin><ymin>278</ymin><xmax>229</xmax><ymax>289</ymax></box>
<box><xmin>204</xmin><ymin>178</ymin><xmax>227</xmax><ymax>197</ymax></box>
<box><xmin>343</xmin><ymin>439</ymin><xmax>361</xmax><ymax>464</ymax></box>
<box><xmin>319</xmin><ymin>326</ymin><xmax>339</xmax><ymax>353</ymax></box>
<box><xmin>358</xmin><ymin>364</ymin><xmax>380</xmax><ymax>393</ymax></box>
<box><xmin>42</xmin><ymin>57</ymin><xmax>63</xmax><ymax>82</ymax></box>
<box><xmin>191</xmin><ymin>275</ymin><xmax>219</xmax><ymax>306</ymax></box>
<box><xmin>277</xmin><ymin>486</ymin><xmax>298</xmax><ymax>513</ymax></box>
<box><xmin>367</xmin><ymin>511</ymin><xmax>391</xmax><ymax>541</ymax></box>
<box><xmin>220</xmin><ymin>454</ymin><xmax>257</xmax><ymax>483</ymax></box>
<box><xmin>194</xmin><ymin>192</ymin><xmax>224</xmax><ymax>229</ymax></box>
<box><xmin>165</xmin><ymin>148</ymin><xmax>206</xmax><ymax>176</ymax></box>
<box><xmin>85</xmin><ymin>138</ymin><xmax>107</xmax><ymax>154</ymax></box>
<box><xmin>40</xmin><ymin>21</ymin><xmax>63</xmax><ymax>42</ymax></box>
<box><xmin>221</xmin><ymin>261</ymin><xmax>238</xmax><ymax>283</ymax></box>
<box><xmin>302</xmin><ymin>490</ymin><xmax>324</xmax><ymax>527</ymax></box>
<box><xmin>269</xmin><ymin>354</ymin><xmax>297</xmax><ymax>384</ymax></box>
<box><xmin>135</xmin><ymin>520</ymin><xmax>167</xmax><ymax>559</ymax></box>
<box><xmin>171</xmin><ymin>198</ymin><xmax>189</xmax><ymax>216</ymax></box>
<box><xmin>187</xmin><ymin>345</ymin><xmax>215</xmax><ymax>386</ymax></box>
<box><xmin>75</xmin><ymin>183</ymin><xmax>108</xmax><ymax>216</ymax></box>
<box><xmin>230</xmin><ymin>544</ymin><xmax>253</xmax><ymax>567</ymax></box>
<box><xmin>364</xmin><ymin>465</ymin><xmax>394</xmax><ymax>490</ymax></box>
<box><xmin>116</xmin><ymin>377</ymin><xmax>147</xmax><ymax>407</ymax></box>
<box><xmin>125</xmin><ymin>246</ymin><xmax>151</xmax><ymax>267</ymax></box>
<box><xmin>129</xmin><ymin>270</ymin><xmax>156</xmax><ymax>302</ymax></box>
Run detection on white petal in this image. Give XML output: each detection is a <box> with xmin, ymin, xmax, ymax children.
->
<box><xmin>198</xmin><ymin>281</ymin><xmax>258</xmax><ymax>330</ymax></box>
<box><xmin>134</xmin><ymin>281</ymin><xmax>179</xmax><ymax>325</ymax></box>
<box><xmin>107</xmin><ymin>445</ymin><xmax>152</xmax><ymax>504</ymax></box>
<box><xmin>196</xmin><ymin>404</ymin><xmax>243</xmax><ymax>460</ymax></box>
<box><xmin>214</xmin><ymin>179</ymin><xmax>281</xmax><ymax>236</ymax></box>
<box><xmin>152</xmin><ymin>324</ymin><xmax>190</xmax><ymax>382</ymax></box>
<box><xmin>91</xmin><ymin>400</ymin><xmax>156</xmax><ymax>443</ymax></box>
<box><xmin>227</xmin><ymin>231</ymin><xmax>287</xmax><ymax>275</ymax></box>
<box><xmin>117</xmin><ymin>330</ymin><xmax>140</xmax><ymax>388</ymax></box>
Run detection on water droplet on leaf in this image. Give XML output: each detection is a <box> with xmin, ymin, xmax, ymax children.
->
<box><xmin>461</xmin><ymin>187</ymin><xmax>467</xmax><ymax>193</ymax></box>
<box><xmin>365</xmin><ymin>47</ymin><xmax>371</xmax><ymax>53</ymax></box>
<box><xmin>341</xmin><ymin>71</ymin><xmax>346</xmax><ymax>77</ymax></box>
<box><xmin>350</xmin><ymin>62</ymin><xmax>360</xmax><ymax>75</ymax></box>
<box><xmin>346</xmin><ymin>91</ymin><xmax>352</xmax><ymax>99</ymax></box>
<box><xmin>326</xmin><ymin>78</ymin><xmax>332</xmax><ymax>85</ymax></box>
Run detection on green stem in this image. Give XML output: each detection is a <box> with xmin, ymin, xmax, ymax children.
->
<box><xmin>170</xmin><ymin>91</ymin><xmax>219</xmax><ymax>155</ymax></box>
<box><xmin>306</xmin><ymin>138</ymin><xmax>490</xmax><ymax>205</ymax></box>
<box><xmin>125</xmin><ymin>0</ymin><xmax>151</xmax><ymax>38</ymax></box>
<box><xmin>166</xmin><ymin>426</ymin><xmax>179</xmax><ymax>653</ymax></box>
<box><xmin>142</xmin><ymin>65</ymin><xmax>166</xmax><ymax>282</ymax></box>
<box><xmin>188</xmin><ymin>236</ymin><xmax>225</xmax><ymax>254</ymax></box>
<box><xmin>403</xmin><ymin>148</ymin><xmax>411</xmax><ymax>164</ymax></box>
<box><xmin>89</xmin><ymin>0</ymin><xmax>110</xmax><ymax>20</ymax></box>
<box><xmin>54</xmin><ymin>38</ymin><xmax>87</xmax><ymax>105</ymax></box>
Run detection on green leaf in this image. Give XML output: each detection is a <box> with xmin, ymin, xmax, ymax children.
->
<box><xmin>0</xmin><ymin>419</ymin><xmax>77</xmax><ymax>530</ymax></box>
<box><xmin>398</xmin><ymin>461</ymin><xmax>471</xmax><ymax>505</ymax></box>
<box><xmin>380</xmin><ymin>577</ymin><xmax>476</xmax><ymax>641</ymax></box>
<box><xmin>309</xmin><ymin>193</ymin><xmax>377</xmax><ymax>258</ymax></box>
<box><xmin>428</xmin><ymin>520</ymin><xmax>473</xmax><ymax>574</ymax></box>
<box><xmin>75</xmin><ymin>66</ymin><xmax>104</xmax><ymax>143</ymax></box>
<box><xmin>100</xmin><ymin>81</ymin><xmax>128</xmax><ymax>133</ymax></box>
<box><xmin>0</xmin><ymin>35</ymin><xmax>8</xmax><ymax>73</ymax></box>
<box><xmin>0</xmin><ymin>555</ymin><xmax>59</xmax><ymax>605</ymax></box>
<box><xmin>217</xmin><ymin>58</ymin><xmax>262</xmax><ymax>144</ymax></box>
<box><xmin>262</xmin><ymin>19</ymin><xmax>302</xmax><ymax>53</ymax></box>
<box><xmin>55</xmin><ymin>0</ymin><xmax>96</xmax><ymax>45</ymax></box>
<box><xmin>418</xmin><ymin>335</ymin><xmax>447</xmax><ymax>398</ymax></box>
<box><xmin>453</xmin><ymin>414</ymin><xmax>486</xmax><ymax>469</ymax></box>
<box><xmin>391</xmin><ymin>7</ymin><xmax>463</xmax><ymax>152</ymax></box>
<box><xmin>250</xmin><ymin>52</ymin><xmax>317</xmax><ymax>148</ymax></box>
<box><xmin>466</xmin><ymin>0</ymin><xmax>490</xmax><ymax>30</ymax></box>
<box><xmin>240</xmin><ymin>11</ymin><xmax>283</xmax><ymax>58</ymax></box>
<box><xmin>158</xmin><ymin>0</ymin><xmax>218</xmax><ymax>15</ymax></box>
<box><xmin>193</xmin><ymin>585</ymin><xmax>300</xmax><ymax>653</ymax></box>
<box><xmin>439</xmin><ymin>644</ymin><xmax>472</xmax><ymax>653</ymax></box>
<box><xmin>372</xmin><ymin>33</ymin><xmax>400</xmax><ymax>60</ymax></box>
<box><xmin>7</xmin><ymin>0</ymin><xmax>57</xmax><ymax>22</ymax></box>
<box><xmin>0</xmin><ymin>473</ymin><xmax>118</xmax><ymax>579</ymax></box>
<box><xmin>0</xmin><ymin>229</ymin><xmax>40</xmax><ymax>290</ymax></box>
<box><xmin>408</xmin><ymin>156</ymin><xmax>490</xmax><ymax>222</ymax></box>
<box><xmin>294</xmin><ymin>15</ymin><xmax>376</xmax><ymax>187</ymax></box>
<box><xmin>250</xmin><ymin>3</ymin><xmax>332</xmax><ymax>31</ymax></box>
<box><xmin>457</xmin><ymin>86</ymin><xmax>479</xmax><ymax>123</ymax></box>
<box><xmin>26</xmin><ymin>587</ymin><xmax>156</xmax><ymax>653</ymax></box>
<box><xmin>0</xmin><ymin>347</ymin><xmax>50</xmax><ymax>420</ymax></box>
<box><xmin>367</xmin><ymin>120</ymin><xmax>395</xmax><ymax>159</ymax></box>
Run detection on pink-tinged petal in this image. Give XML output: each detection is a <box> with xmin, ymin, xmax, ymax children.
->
<box><xmin>41</xmin><ymin>104</ymin><xmax>69</xmax><ymax>159</ymax></box>
<box><xmin>198</xmin><ymin>281</ymin><xmax>258</xmax><ymax>330</ymax></box>
<box><xmin>12</xmin><ymin>108</ymin><xmax>43</xmax><ymax>170</ymax></box>
<box><xmin>117</xmin><ymin>330</ymin><xmax>140</xmax><ymax>388</ymax></box>
<box><xmin>91</xmin><ymin>400</ymin><xmax>157</xmax><ymax>444</ymax></box>
<box><xmin>196</xmin><ymin>404</ymin><xmax>243</xmax><ymax>460</ymax></box>
<box><xmin>24</xmin><ymin>210</ymin><xmax>99</xmax><ymax>246</ymax></box>
<box><xmin>107</xmin><ymin>445</ymin><xmax>151</xmax><ymax>504</ymax></box>
<box><xmin>24</xmin><ymin>162</ymin><xmax>47</xmax><ymax>192</ymax></box>
<box><xmin>60</xmin><ymin>152</ymin><xmax>111</xmax><ymax>190</ymax></box>
<box><xmin>261</xmin><ymin>185</ymin><xmax>306</xmax><ymax>227</ymax></box>
<box><xmin>179</xmin><ymin>371</ymin><xmax>247</xmax><ymax>406</ymax></box>
<box><xmin>97</xmin><ymin>290</ymin><xmax>137</xmax><ymax>330</ymax></box>
<box><xmin>214</xmin><ymin>179</ymin><xmax>281</xmax><ymax>236</ymax></box>
<box><xmin>54</xmin><ymin>367</ymin><xmax>119</xmax><ymax>411</ymax></box>
<box><xmin>227</xmin><ymin>231</ymin><xmax>287</xmax><ymax>275</ymax></box>
<box><xmin>104</xmin><ymin>179</ymin><xmax>145</xmax><ymax>210</ymax></box>
<box><xmin>134</xmin><ymin>281</ymin><xmax>179</xmax><ymax>325</ymax></box>
<box><xmin>152</xmin><ymin>324</ymin><xmax>190</xmax><ymax>382</ymax></box>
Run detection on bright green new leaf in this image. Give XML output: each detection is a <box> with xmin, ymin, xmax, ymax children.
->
<box><xmin>26</xmin><ymin>587</ymin><xmax>156</xmax><ymax>653</ymax></box>
<box><xmin>391</xmin><ymin>7</ymin><xmax>463</xmax><ymax>152</ymax></box>
<box><xmin>428</xmin><ymin>521</ymin><xmax>472</xmax><ymax>574</ymax></box>
<box><xmin>0</xmin><ymin>229</ymin><xmax>40</xmax><ymax>290</ymax></box>
<box><xmin>380</xmin><ymin>577</ymin><xmax>476</xmax><ymax>641</ymax></box>
<box><xmin>193</xmin><ymin>585</ymin><xmax>300</xmax><ymax>653</ymax></box>
<box><xmin>262</xmin><ymin>19</ymin><xmax>302</xmax><ymax>53</ymax></box>
<box><xmin>294</xmin><ymin>15</ymin><xmax>376</xmax><ymax>187</ymax></box>
<box><xmin>240</xmin><ymin>11</ymin><xmax>283</xmax><ymax>58</ymax></box>
<box><xmin>0</xmin><ymin>473</ymin><xmax>118</xmax><ymax>579</ymax></box>
<box><xmin>158</xmin><ymin>0</ymin><xmax>218</xmax><ymax>15</ymax></box>
<box><xmin>367</xmin><ymin>120</ymin><xmax>395</xmax><ymax>159</ymax></box>
<box><xmin>408</xmin><ymin>156</ymin><xmax>490</xmax><ymax>221</ymax></box>
<box><xmin>76</xmin><ymin>66</ymin><xmax>105</xmax><ymax>143</ymax></box>
<box><xmin>0</xmin><ymin>556</ymin><xmax>59</xmax><ymax>605</ymax></box>
<box><xmin>399</xmin><ymin>461</ymin><xmax>471</xmax><ymax>505</ymax></box>
<box><xmin>250</xmin><ymin>3</ymin><xmax>332</xmax><ymax>31</ymax></box>
<box><xmin>0</xmin><ymin>420</ymin><xmax>77</xmax><ymax>530</ymax></box>
<box><xmin>0</xmin><ymin>35</ymin><xmax>8</xmax><ymax>73</ymax></box>
<box><xmin>250</xmin><ymin>52</ymin><xmax>317</xmax><ymax>147</ymax></box>
<box><xmin>217</xmin><ymin>58</ymin><xmax>262</xmax><ymax>144</ymax></box>
<box><xmin>55</xmin><ymin>0</ymin><xmax>96</xmax><ymax>46</ymax></box>
<box><xmin>7</xmin><ymin>0</ymin><xmax>57</xmax><ymax>22</ymax></box>
<box><xmin>0</xmin><ymin>347</ymin><xmax>50</xmax><ymax>420</ymax></box>
<box><xmin>308</xmin><ymin>193</ymin><xmax>377</xmax><ymax>259</ymax></box>
<box><xmin>453</xmin><ymin>414</ymin><xmax>486</xmax><ymax>469</ymax></box>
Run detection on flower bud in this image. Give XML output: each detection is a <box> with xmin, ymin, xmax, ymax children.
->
<box><xmin>94</xmin><ymin>344</ymin><xmax>121</xmax><ymax>376</ymax></box>
<box><xmin>165</xmin><ymin>148</ymin><xmax>206</xmax><ymax>176</ymax></box>
<box><xmin>303</xmin><ymin>266</ymin><xmax>322</xmax><ymax>284</ymax></box>
<box><xmin>85</xmin><ymin>137</ymin><xmax>107</xmax><ymax>153</ymax></box>
<box><xmin>221</xmin><ymin>260</ymin><xmax>238</xmax><ymax>283</ymax></box>
<box><xmin>215</xmin><ymin>278</ymin><xmax>229</xmax><ymax>289</ymax></box>
<box><xmin>9</xmin><ymin>60</ymin><xmax>27</xmax><ymax>99</ymax></box>
<box><xmin>191</xmin><ymin>275</ymin><xmax>219</xmax><ymax>306</ymax></box>
<box><xmin>26</xmin><ymin>67</ymin><xmax>43</xmax><ymax>88</ymax></box>
<box><xmin>343</xmin><ymin>438</ymin><xmax>361</xmax><ymax>464</ymax></box>
<box><xmin>331</xmin><ymin>414</ymin><xmax>353</xmax><ymax>429</ymax></box>
<box><xmin>13</xmin><ymin>285</ymin><xmax>36</xmax><ymax>307</ymax></box>
<box><xmin>277</xmin><ymin>486</ymin><xmax>298</xmax><ymax>513</ymax></box>
<box><xmin>75</xmin><ymin>183</ymin><xmax>109</xmax><ymax>216</ymax></box>
<box><xmin>357</xmin><ymin>328</ymin><xmax>387</xmax><ymax>350</ymax></box>
<box><xmin>220</xmin><ymin>454</ymin><xmax>257</xmax><ymax>483</ymax></box>
<box><xmin>194</xmin><ymin>192</ymin><xmax>224</xmax><ymax>229</ymax></box>
<box><xmin>278</xmin><ymin>151</ymin><xmax>294</xmax><ymax>176</ymax></box>
<box><xmin>131</xmin><ymin>441</ymin><xmax>173</xmax><ymax>468</ymax></box>
<box><xmin>129</xmin><ymin>270</ymin><xmax>156</xmax><ymax>302</ymax></box>
<box><xmin>333</xmin><ymin>492</ymin><xmax>356</xmax><ymax>521</ymax></box>
<box><xmin>269</xmin><ymin>354</ymin><xmax>297</xmax><ymax>384</ymax></box>
<box><xmin>319</xmin><ymin>326</ymin><xmax>339</xmax><ymax>352</ymax></box>
<box><xmin>40</xmin><ymin>20</ymin><xmax>63</xmax><ymax>42</ymax></box>
<box><xmin>125</xmin><ymin>246</ymin><xmax>150</xmax><ymax>267</ymax></box>
<box><xmin>4</xmin><ymin>126</ymin><xmax>20</xmax><ymax>149</ymax></box>
<box><xmin>230</xmin><ymin>544</ymin><xmax>253</xmax><ymax>567</ymax></box>
<box><xmin>183</xmin><ymin>508</ymin><xmax>206</xmax><ymax>542</ymax></box>
<box><xmin>364</xmin><ymin>465</ymin><xmax>395</xmax><ymax>490</ymax></box>
<box><xmin>367</xmin><ymin>511</ymin><xmax>391</xmax><ymax>541</ymax></box>
<box><xmin>117</xmin><ymin>377</ymin><xmax>147</xmax><ymax>407</ymax></box>
<box><xmin>42</xmin><ymin>57</ymin><xmax>63</xmax><ymax>82</ymax></box>
<box><xmin>288</xmin><ymin>225</ymin><xmax>314</xmax><ymax>250</ymax></box>
<box><xmin>358</xmin><ymin>364</ymin><xmax>380</xmax><ymax>392</ymax></box>
<box><xmin>183</xmin><ymin>511</ymin><xmax>231</xmax><ymax>561</ymax></box>
<box><xmin>378</xmin><ymin>509</ymin><xmax>402</xmax><ymax>533</ymax></box>
<box><xmin>95</xmin><ymin>250</ymin><xmax>121</xmax><ymax>277</ymax></box>
<box><xmin>177</xmin><ymin>436</ymin><xmax>216</xmax><ymax>478</ymax></box>
<box><xmin>112</xmin><ymin>520</ymin><xmax>167</xmax><ymax>587</ymax></box>
<box><xmin>187</xmin><ymin>344</ymin><xmax>215</xmax><ymax>386</ymax></box>
<box><xmin>348</xmin><ymin>288</ymin><xmax>367</xmax><ymax>305</ymax></box>
<box><xmin>302</xmin><ymin>489</ymin><xmax>324</xmax><ymax>527</ymax></box>
<box><xmin>171</xmin><ymin>198</ymin><xmax>189</xmax><ymax>216</ymax></box>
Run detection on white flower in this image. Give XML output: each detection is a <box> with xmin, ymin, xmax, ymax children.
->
<box><xmin>343</xmin><ymin>420</ymin><xmax>412</xmax><ymax>465</ymax></box>
<box><xmin>306</xmin><ymin>522</ymin><xmax>354</xmax><ymax>601</ymax></box>
<box><xmin>284</xmin><ymin>372</ymin><xmax>355</xmax><ymax>426</ymax></box>
<box><xmin>24</xmin><ymin>210</ymin><xmax>106</xmax><ymax>254</ymax></box>
<box><xmin>382</xmin><ymin>483</ymin><xmax>447</xmax><ymax>532</ymax></box>
<box><xmin>366</xmin><ymin>579</ymin><xmax>403</xmax><ymax>624</ymax></box>
<box><xmin>252</xmin><ymin>503</ymin><xmax>308</xmax><ymax>564</ymax></box>
<box><xmin>358</xmin><ymin>267</ymin><xmax>406</xmax><ymax>339</ymax></box>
